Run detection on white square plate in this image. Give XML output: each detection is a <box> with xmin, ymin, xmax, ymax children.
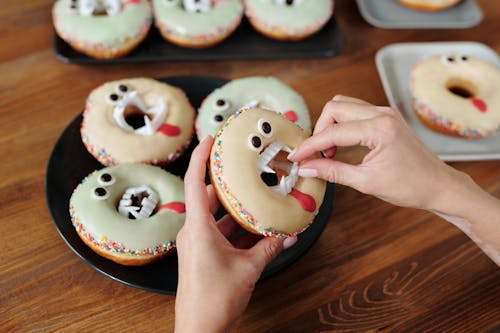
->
<box><xmin>375</xmin><ymin>42</ymin><xmax>500</xmax><ymax>161</ymax></box>
<box><xmin>356</xmin><ymin>0</ymin><xmax>482</xmax><ymax>29</ymax></box>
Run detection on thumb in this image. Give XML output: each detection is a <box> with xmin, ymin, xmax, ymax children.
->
<box><xmin>248</xmin><ymin>236</ymin><xmax>297</xmax><ymax>272</ymax></box>
<box><xmin>298</xmin><ymin>158</ymin><xmax>364</xmax><ymax>189</ymax></box>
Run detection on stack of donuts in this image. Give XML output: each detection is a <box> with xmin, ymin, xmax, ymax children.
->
<box><xmin>52</xmin><ymin>0</ymin><xmax>335</xmax><ymax>58</ymax></box>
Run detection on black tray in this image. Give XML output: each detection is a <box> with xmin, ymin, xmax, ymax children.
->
<box><xmin>45</xmin><ymin>76</ymin><xmax>335</xmax><ymax>294</ymax></box>
<box><xmin>53</xmin><ymin>17</ymin><xmax>343</xmax><ymax>64</ymax></box>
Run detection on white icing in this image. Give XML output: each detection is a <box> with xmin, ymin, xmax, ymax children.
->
<box><xmin>77</xmin><ymin>0</ymin><xmax>122</xmax><ymax>16</ymax></box>
<box><xmin>112</xmin><ymin>88</ymin><xmax>167</xmax><ymax>136</ymax></box>
<box><xmin>183</xmin><ymin>0</ymin><xmax>212</xmax><ymax>13</ymax></box>
<box><xmin>118</xmin><ymin>185</ymin><xmax>159</xmax><ymax>219</ymax></box>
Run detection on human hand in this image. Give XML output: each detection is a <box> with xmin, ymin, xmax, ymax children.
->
<box><xmin>175</xmin><ymin>136</ymin><xmax>298</xmax><ymax>333</ymax></box>
<box><xmin>287</xmin><ymin>95</ymin><xmax>469</xmax><ymax>212</ymax></box>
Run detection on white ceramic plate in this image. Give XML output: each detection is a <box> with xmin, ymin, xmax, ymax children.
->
<box><xmin>356</xmin><ymin>0</ymin><xmax>482</xmax><ymax>29</ymax></box>
<box><xmin>375</xmin><ymin>42</ymin><xmax>500</xmax><ymax>161</ymax></box>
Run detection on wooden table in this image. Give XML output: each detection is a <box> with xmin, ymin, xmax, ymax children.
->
<box><xmin>2</xmin><ymin>0</ymin><xmax>499</xmax><ymax>331</ymax></box>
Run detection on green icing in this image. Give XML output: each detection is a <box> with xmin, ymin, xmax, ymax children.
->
<box><xmin>70</xmin><ymin>164</ymin><xmax>185</xmax><ymax>250</ymax></box>
<box><xmin>53</xmin><ymin>0</ymin><xmax>151</xmax><ymax>45</ymax></box>
<box><xmin>152</xmin><ymin>0</ymin><xmax>243</xmax><ymax>36</ymax></box>
<box><xmin>246</xmin><ymin>0</ymin><xmax>333</xmax><ymax>33</ymax></box>
<box><xmin>196</xmin><ymin>76</ymin><xmax>310</xmax><ymax>138</ymax></box>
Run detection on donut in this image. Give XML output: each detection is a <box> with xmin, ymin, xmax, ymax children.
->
<box><xmin>69</xmin><ymin>163</ymin><xmax>186</xmax><ymax>266</ymax></box>
<box><xmin>244</xmin><ymin>0</ymin><xmax>334</xmax><ymax>41</ymax></box>
<box><xmin>196</xmin><ymin>76</ymin><xmax>311</xmax><ymax>139</ymax></box>
<box><xmin>81</xmin><ymin>78</ymin><xmax>195</xmax><ymax>165</ymax></box>
<box><xmin>209</xmin><ymin>107</ymin><xmax>326</xmax><ymax>237</ymax></box>
<box><xmin>152</xmin><ymin>0</ymin><xmax>244</xmax><ymax>48</ymax></box>
<box><xmin>396</xmin><ymin>0</ymin><xmax>462</xmax><ymax>12</ymax></box>
<box><xmin>52</xmin><ymin>0</ymin><xmax>152</xmax><ymax>59</ymax></box>
<box><xmin>410</xmin><ymin>54</ymin><xmax>500</xmax><ymax>139</ymax></box>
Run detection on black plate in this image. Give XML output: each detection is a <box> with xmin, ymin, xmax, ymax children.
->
<box><xmin>45</xmin><ymin>76</ymin><xmax>335</xmax><ymax>294</ymax></box>
<box><xmin>53</xmin><ymin>17</ymin><xmax>343</xmax><ymax>64</ymax></box>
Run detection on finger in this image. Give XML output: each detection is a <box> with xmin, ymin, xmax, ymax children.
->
<box><xmin>216</xmin><ymin>214</ymin><xmax>241</xmax><ymax>238</ymax></box>
<box><xmin>184</xmin><ymin>136</ymin><xmax>214</xmax><ymax>221</ymax></box>
<box><xmin>331</xmin><ymin>94</ymin><xmax>373</xmax><ymax>106</ymax></box>
<box><xmin>247</xmin><ymin>236</ymin><xmax>297</xmax><ymax>272</ymax></box>
<box><xmin>289</xmin><ymin>120</ymin><xmax>375</xmax><ymax>162</ymax></box>
<box><xmin>231</xmin><ymin>233</ymin><xmax>263</xmax><ymax>249</ymax></box>
<box><xmin>298</xmin><ymin>158</ymin><xmax>365</xmax><ymax>189</ymax></box>
<box><xmin>206</xmin><ymin>184</ymin><xmax>220</xmax><ymax>216</ymax></box>
<box><xmin>314</xmin><ymin>100</ymin><xmax>380</xmax><ymax>136</ymax></box>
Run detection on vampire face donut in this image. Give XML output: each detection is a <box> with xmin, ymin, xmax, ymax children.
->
<box><xmin>152</xmin><ymin>0</ymin><xmax>244</xmax><ymax>48</ymax></box>
<box><xmin>81</xmin><ymin>78</ymin><xmax>195</xmax><ymax>166</ymax></box>
<box><xmin>52</xmin><ymin>0</ymin><xmax>152</xmax><ymax>59</ymax></box>
<box><xmin>244</xmin><ymin>0</ymin><xmax>334</xmax><ymax>41</ymax></box>
<box><xmin>69</xmin><ymin>163</ymin><xmax>186</xmax><ymax>266</ymax></box>
<box><xmin>196</xmin><ymin>76</ymin><xmax>311</xmax><ymax>139</ymax></box>
<box><xmin>410</xmin><ymin>54</ymin><xmax>500</xmax><ymax>139</ymax></box>
<box><xmin>209</xmin><ymin>108</ymin><xmax>326</xmax><ymax>237</ymax></box>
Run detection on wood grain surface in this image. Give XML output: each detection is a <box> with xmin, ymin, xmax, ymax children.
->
<box><xmin>1</xmin><ymin>0</ymin><xmax>499</xmax><ymax>332</ymax></box>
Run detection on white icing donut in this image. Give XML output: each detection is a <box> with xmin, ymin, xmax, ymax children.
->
<box><xmin>70</xmin><ymin>163</ymin><xmax>186</xmax><ymax>266</ymax></box>
<box><xmin>196</xmin><ymin>76</ymin><xmax>311</xmax><ymax>139</ymax></box>
<box><xmin>410</xmin><ymin>54</ymin><xmax>500</xmax><ymax>138</ymax></box>
<box><xmin>52</xmin><ymin>0</ymin><xmax>152</xmax><ymax>58</ymax></box>
<box><xmin>81</xmin><ymin>78</ymin><xmax>195</xmax><ymax>165</ymax></box>
<box><xmin>210</xmin><ymin>108</ymin><xmax>326</xmax><ymax>237</ymax></box>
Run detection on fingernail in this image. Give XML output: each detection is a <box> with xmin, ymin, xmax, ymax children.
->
<box><xmin>283</xmin><ymin>236</ymin><xmax>298</xmax><ymax>250</ymax></box>
<box><xmin>298</xmin><ymin>168</ymin><xmax>318</xmax><ymax>178</ymax></box>
<box><xmin>287</xmin><ymin>148</ymin><xmax>297</xmax><ymax>160</ymax></box>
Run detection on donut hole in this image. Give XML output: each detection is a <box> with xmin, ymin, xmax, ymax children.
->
<box><xmin>124</xmin><ymin>104</ymin><xmax>153</xmax><ymax>130</ymax></box>
<box><xmin>261</xmin><ymin>172</ymin><xmax>279</xmax><ymax>186</ymax></box>
<box><xmin>446</xmin><ymin>79</ymin><xmax>478</xmax><ymax>99</ymax></box>
<box><xmin>261</xmin><ymin>151</ymin><xmax>292</xmax><ymax>186</ymax></box>
<box><xmin>117</xmin><ymin>187</ymin><xmax>159</xmax><ymax>220</ymax></box>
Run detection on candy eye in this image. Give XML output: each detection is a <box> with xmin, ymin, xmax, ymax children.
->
<box><xmin>117</xmin><ymin>84</ymin><xmax>128</xmax><ymax>93</ymax></box>
<box><xmin>442</xmin><ymin>55</ymin><xmax>456</xmax><ymax>65</ymax></box>
<box><xmin>248</xmin><ymin>134</ymin><xmax>263</xmax><ymax>152</ymax></box>
<box><xmin>258</xmin><ymin>119</ymin><xmax>272</xmax><ymax>137</ymax></box>
<box><xmin>107</xmin><ymin>93</ymin><xmax>121</xmax><ymax>104</ymax></box>
<box><xmin>213</xmin><ymin>114</ymin><xmax>225</xmax><ymax>124</ymax></box>
<box><xmin>98</xmin><ymin>172</ymin><xmax>115</xmax><ymax>186</ymax></box>
<box><xmin>92</xmin><ymin>187</ymin><xmax>109</xmax><ymax>200</ymax></box>
<box><xmin>213</xmin><ymin>98</ymin><xmax>230</xmax><ymax>112</ymax></box>
<box><xmin>460</xmin><ymin>55</ymin><xmax>469</xmax><ymax>62</ymax></box>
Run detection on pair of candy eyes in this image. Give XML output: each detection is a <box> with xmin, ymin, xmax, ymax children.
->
<box><xmin>107</xmin><ymin>84</ymin><xmax>130</xmax><ymax>104</ymax></box>
<box><xmin>91</xmin><ymin>173</ymin><xmax>115</xmax><ymax>200</ymax></box>
<box><xmin>443</xmin><ymin>55</ymin><xmax>469</xmax><ymax>65</ymax></box>
<box><xmin>248</xmin><ymin>119</ymin><xmax>273</xmax><ymax>152</ymax></box>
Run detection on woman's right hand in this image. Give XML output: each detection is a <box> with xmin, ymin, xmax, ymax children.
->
<box><xmin>288</xmin><ymin>95</ymin><xmax>500</xmax><ymax>265</ymax></box>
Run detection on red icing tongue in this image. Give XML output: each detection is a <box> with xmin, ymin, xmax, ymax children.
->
<box><xmin>471</xmin><ymin>98</ymin><xmax>487</xmax><ymax>112</ymax></box>
<box><xmin>158</xmin><ymin>202</ymin><xmax>186</xmax><ymax>214</ymax></box>
<box><xmin>289</xmin><ymin>188</ymin><xmax>316</xmax><ymax>213</ymax></box>
<box><xmin>123</xmin><ymin>0</ymin><xmax>140</xmax><ymax>7</ymax></box>
<box><xmin>158</xmin><ymin>123</ymin><xmax>181</xmax><ymax>136</ymax></box>
<box><xmin>283</xmin><ymin>110</ymin><xmax>298</xmax><ymax>123</ymax></box>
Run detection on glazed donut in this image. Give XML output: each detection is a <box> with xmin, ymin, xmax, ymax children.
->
<box><xmin>196</xmin><ymin>76</ymin><xmax>311</xmax><ymax>139</ymax></box>
<box><xmin>410</xmin><ymin>54</ymin><xmax>500</xmax><ymax>139</ymax></box>
<box><xmin>209</xmin><ymin>107</ymin><xmax>326</xmax><ymax>237</ymax></box>
<box><xmin>152</xmin><ymin>0</ymin><xmax>244</xmax><ymax>48</ymax></box>
<box><xmin>81</xmin><ymin>78</ymin><xmax>195</xmax><ymax>165</ymax></box>
<box><xmin>52</xmin><ymin>0</ymin><xmax>152</xmax><ymax>59</ymax></box>
<box><xmin>244</xmin><ymin>0</ymin><xmax>334</xmax><ymax>41</ymax></box>
<box><xmin>397</xmin><ymin>0</ymin><xmax>462</xmax><ymax>12</ymax></box>
<box><xmin>69</xmin><ymin>163</ymin><xmax>186</xmax><ymax>266</ymax></box>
